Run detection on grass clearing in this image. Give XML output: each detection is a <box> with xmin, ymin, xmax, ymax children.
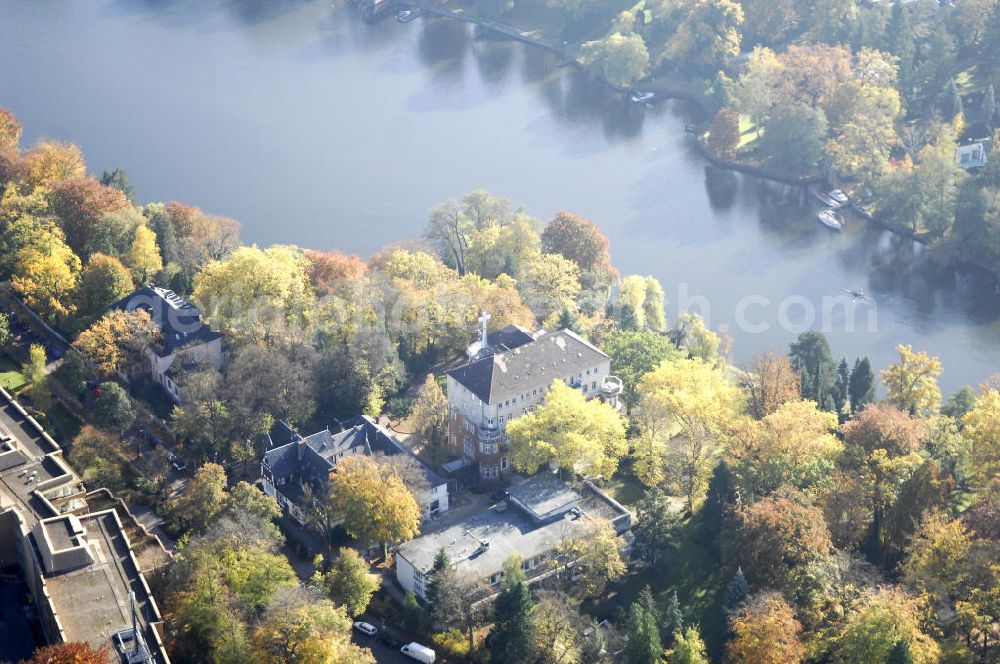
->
<box><xmin>604</xmin><ymin>472</ymin><xmax>646</xmax><ymax>507</ymax></box>
<box><xmin>0</xmin><ymin>357</ymin><xmax>25</xmax><ymax>393</ymax></box>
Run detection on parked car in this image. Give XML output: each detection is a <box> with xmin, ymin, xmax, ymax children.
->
<box><xmin>400</xmin><ymin>642</ymin><xmax>436</xmax><ymax>663</ymax></box>
<box><xmin>166</xmin><ymin>450</ymin><xmax>187</xmax><ymax>471</ymax></box>
<box><xmin>377</xmin><ymin>632</ymin><xmax>400</xmax><ymax>648</ymax></box>
<box><xmin>353</xmin><ymin>621</ymin><xmax>377</xmax><ymax>636</ymax></box>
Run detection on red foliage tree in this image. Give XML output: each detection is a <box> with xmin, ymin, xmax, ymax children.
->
<box><xmin>304</xmin><ymin>249</ymin><xmax>368</xmax><ymax>296</ymax></box>
<box><xmin>21</xmin><ymin>642</ymin><xmax>110</xmax><ymax>664</ymax></box>
<box><xmin>725</xmin><ymin>487</ymin><xmax>832</xmax><ymax>591</ymax></box>
<box><xmin>50</xmin><ymin>177</ymin><xmax>130</xmax><ymax>257</ymax></box>
<box><xmin>706</xmin><ymin>108</ymin><xmax>741</xmax><ymax>161</ymax></box>
<box><xmin>164</xmin><ymin>200</ymin><xmax>202</xmax><ymax>237</ymax></box>
<box><xmin>840</xmin><ymin>402</ymin><xmax>926</xmax><ymax>458</ymax></box>
<box><xmin>540</xmin><ymin>211</ymin><xmax>617</xmax><ymax>287</ymax></box>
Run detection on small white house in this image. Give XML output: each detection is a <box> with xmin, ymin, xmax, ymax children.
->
<box><xmin>957</xmin><ymin>142</ymin><xmax>989</xmax><ymax>170</ymax></box>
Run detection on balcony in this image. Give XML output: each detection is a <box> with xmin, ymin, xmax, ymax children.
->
<box><xmin>600</xmin><ymin>375</ymin><xmax>624</xmax><ymax>410</ymax></box>
<box><xmin>478</xmin><ymin>424</ymin><xmax>502</xmax><ymax>442</ymax></box>
<box><xmin>600</xmin><ymin>375</ymin><xmax>623</xmax><ymax>397</ymax></box>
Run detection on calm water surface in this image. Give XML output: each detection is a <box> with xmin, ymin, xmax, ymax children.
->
<box><xmin>1</xmin><ymin>0</ymin><xmax>998</xmax><ymax>393</ymax></box>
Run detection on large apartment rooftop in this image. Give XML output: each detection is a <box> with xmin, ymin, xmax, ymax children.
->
<box><xmin>0</xmin><ymin>387</ymin><xmax>169</xmax><ymax>663</ymax></box>
<box><xmin>40</xmin><ymin>511</ymin><xmax>162</xmax><ymax>653</ymax></box>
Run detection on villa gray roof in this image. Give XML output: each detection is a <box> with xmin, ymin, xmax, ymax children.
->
<box><xmin>261</xmin><ymin>416</ymin><xmax>446</xmax><ymax>492</ymax></box>
<box><xmin>486</xmin><ymin>324</ymin><xmax>536</xmax><ymax>352</ymax></box>
<box><xmin>447</xmin><ymin>329</ymin><xmax>609</xmax><ymax>404</ymax></box>
<box><xmin>111</xmin><ymin>286</ymin><xmax>222</xmax><ymax>356</ymax></box>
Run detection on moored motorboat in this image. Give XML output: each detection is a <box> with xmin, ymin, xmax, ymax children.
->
<box><xmin>817</xmin><ymin>209</ymin><xmax>843</xmax><ymax>230</ymax></box>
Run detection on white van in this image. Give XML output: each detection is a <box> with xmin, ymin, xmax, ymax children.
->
<box><xmin>400</xmin><ymin>642</ymin><xmax>436</xmax><ymax>663</ymax></box>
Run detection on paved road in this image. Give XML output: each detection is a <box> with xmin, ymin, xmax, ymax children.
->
<box><xmin>352</xmin><ymin>631</ymin><xmax>414</xmax><ymax>664</ymax></box>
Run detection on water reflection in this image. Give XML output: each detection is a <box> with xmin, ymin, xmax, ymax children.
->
<box><xmin>417</xmin><ymin>17</ymin><xmax>468</xmax><ymax>82</ymax></box>
<box><xmin>473</xmin><ymin>40</ymin><xmax>516</xmax><ymax>87</ymax></box>
<box><xmin>3</xmin><ymin>0</ymin><xmax>997</xmax><ymax>391</ymax></box>
<box><xmin>703</xmin><ymin>166</ymin><xmax>737</xmax><ymax>211</ymax></box>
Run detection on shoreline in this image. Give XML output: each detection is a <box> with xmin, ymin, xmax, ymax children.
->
<box><xmin>386</xmin><ymin>2</ymin><xmax>998</xmax><ymax>283</ymax></box>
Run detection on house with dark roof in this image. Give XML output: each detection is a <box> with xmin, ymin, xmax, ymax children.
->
<box><xmin>111</xmin><ymin>286</ymin><xmax>223</xmax><ymax>402</ymax></box>
<box><xmin>260</xmin><ymin>415</ymin><xmax>449</xmax><ymax>526</ymax></box>
<box><xmin>446</xmin><ymin>321</ymin><xmax>622</xmax><ymax>482</ymax></box>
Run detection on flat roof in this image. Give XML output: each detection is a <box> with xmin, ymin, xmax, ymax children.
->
<box><xmin>43</xmin><ymin>511</ymin><xmax>162</xmax><ymax>658</ymax></box>
<box><xmin>506</xmin><ymin>473</ymin><xmax>582</xmax><ymax>521</ymax></box>
<box><xmin>44</xmin><ymin>516</ymin><xmax>80</xmax><ymax>551</ymax></box>
<box><xmin>397</xmin><ymin>500</ymin><xmax>595</xmax><ymax>578</ymax></box>
<box><xmin>0</xmin><ymin>395</ymin><xmax>60</xmax><ymax>458</ymax></box>
<box><xmin>0</xmin><ymin>388</ymin><xmax>169</xmax><ymax>663</ymax></box>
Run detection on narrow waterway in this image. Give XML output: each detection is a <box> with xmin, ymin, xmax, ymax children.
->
<box><xmin>1</xmin><ymin>0</ymin><xmax>997</xmax><ymax>392</ymax></box>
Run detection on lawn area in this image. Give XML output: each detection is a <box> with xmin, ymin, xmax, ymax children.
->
<box><xmin>738</xmin><ymin>114</ymin><xmax>760</xmax><ymax>149</ymax></box>
<box><xmin>589</xmin><ymin>523</ymin><xmax>730</xmax><ymax>661</ymax></box>
<box><xmin>604</xmin><ymin>472</ymin><xmax>646</xmax><ymax>507</ymax></box>
<box><xmin>0</xmin><ymin>357</ymin><xmax>25</xmax><ymax>393</ymax></box>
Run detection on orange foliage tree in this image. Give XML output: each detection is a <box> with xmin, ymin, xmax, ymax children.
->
<box><xmin>21</xmin><ymin>642</ymin><xmax>110</xmax><ymax>664</ymax></box>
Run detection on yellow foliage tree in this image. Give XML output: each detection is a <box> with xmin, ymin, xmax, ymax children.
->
<box><xmin>833</xmin><ymin>587</ymin><xmax>940</xmax><ymax>664</ymax></box>
<box><xmin>635</xmin><ymin>357</ymin><xmax>742</xmax><ymax>509</ymax></box>
<box><xmin>73</xmin><ymin>309</ymin><xmax>160</xmax><ymax>378</ymax></box>
<box><xmin>962</xmin><ymin>386</ymin><xmax>1000</xmax><ymax>486</ymax></box>
<box><xmin>192</xmin><ymin>245</ymin><xmax>313</xmax><ymax>342</ymax></box>
<box><xmin>251</xmin><ymin>591</ymin><xmax>374</xmax><ymax>664</ymax></box>
<box><xmin>328</xmin><ymin>455</ymin><xmax>421</xmax><ymax>551</ymax></box>
<box><xmin>553</xmin><ymin>520</ymin><xmax>626</xmax><ymax>600</ymax></box>
<box><xmin>506</xmin><ymin>380</ymin><xmax>627</xmax><ymax>478</ymax></box>
<box><xmin>15</xmin><ymin>140</ymin><xmax>86</xmax><ymax>190</ymax></box>
<box><xmin>728</xmin><ymin>400</ymin><xmax>842</xmax><ymax>494</ymax></box>
<box><xmin>881</xmin><ymin>344</ymin><xmax>942</xmax><ymax>416</ymax></box>
<box><xmin>11</xmin><ymin>230</ymin><xmax>81</xmax><ymax>322</ymax></box>
<box><xmin>125</xmin><ymin>225</ymin><xmax>162</xmax><ymax>285</ymax></box>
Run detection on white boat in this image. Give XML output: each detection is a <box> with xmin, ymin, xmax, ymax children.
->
<box><xmin>397</xmin><ymin>8</ymin><xmax>423</xmax><ymax>22</ymax></box>
<box><xmin>630</xmin><ymin>91</ymin><xmax>655</xmax><ymax>103</ymax></box>
<box><xmin>828</xmin><ymin>189</ymin><xmax>849</xmax><ymax>204</ymax></box>
<box><xmin>817</xmin><ymin>210</ymin><xmax>843</xmax><ymax>231</ymax></box>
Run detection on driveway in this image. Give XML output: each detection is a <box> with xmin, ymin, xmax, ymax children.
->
<box><xmin>352</xmin><ymin>631</ymin><xmax>414</xmax><ymax>664</ymax></box>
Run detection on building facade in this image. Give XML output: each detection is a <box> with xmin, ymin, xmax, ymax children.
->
<box><xmin>446</xmin><ymin>324</ymin><xmax>623</xmax><ymax>481</ymax></box>
<box><xmin>111</xmin><ymin>286</ymin><xmax>224</xmax><ymax>402</ymax></box>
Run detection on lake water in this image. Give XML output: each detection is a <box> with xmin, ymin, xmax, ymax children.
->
<box><xmin>1</xmin><ymin>0</ymin><xmax>998</xmax><ymax>394</ymax></box>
